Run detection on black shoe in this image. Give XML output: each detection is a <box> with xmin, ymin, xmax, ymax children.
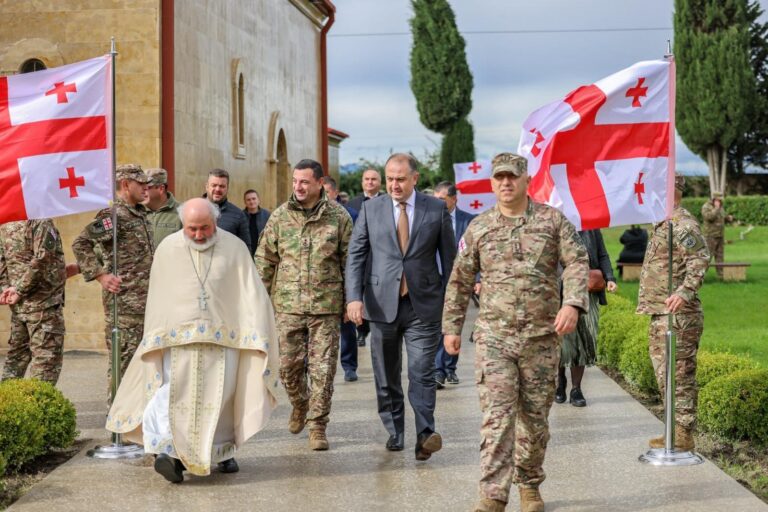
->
<box><xmin>154</xmin><ymin>453</ymin><xmax>184</xmax><ymax>483</ymax></box>
<box><xmin>446</xmin><ymin>371</ymin><xmax>460</xmax><ymax>385</ymax></box>
<box><xmin>415</xmin><ymin>431</ymin><xmax>442</xmax><ymax>461</ymax></box>
<box><xmin>570</xmin><ymin>387</ymin><xmax>587</xmax><ymax>407</ymax></box>
<box><xmin>344</xmin><ymin>369</ymin><xmax>358</xmax><ymax>382</ymax></box>
<box><xmin>217</xmin><ymin>457</ymin><xmax>239</xmax><ymax>473</ymax></box>
<box><xmin>386</xmin><ymin>433</ymin><xmax>405</xmax><ymax>451</ymax></box>
<box><xmin>554</xmin><ymin>374</ymin><xmax>566</xmax><ymax>404</ymax></box>
<box><xmin>356</xmin><ymin>332</ymin><xmax>366</xmax><ymax>347</ymax></box>
<box><xmin>435</xmin><ymin>372</ymin><xmax>446</xmax><ymax>389</ymax></box>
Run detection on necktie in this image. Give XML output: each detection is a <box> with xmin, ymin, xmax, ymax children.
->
<box><xmin>397</xmin><ymin>202</ymin><xmax>409</xmax><ymax>296</ymax></box>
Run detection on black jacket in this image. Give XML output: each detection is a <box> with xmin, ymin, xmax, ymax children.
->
<box><xmin>214</xmin><ymin>198</ymin><xmax>251</xmax><ymax>253</ymax></box>
<box><xmin>580</xmin><ymin>230</ymin><xmax>615</xmax><ymax>306</ymax></box>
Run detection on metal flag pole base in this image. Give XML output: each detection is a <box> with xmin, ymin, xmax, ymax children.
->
<box><xmin>87</xmin><ymin>434</ymin><xmax>144</xmax><ymax>459</ymax></box>
<box><xmin>639</xmin><ymin>448</ymin><xmax>704</xmax><ymax>466</ymax></box>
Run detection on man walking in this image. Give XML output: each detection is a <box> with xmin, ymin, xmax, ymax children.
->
<box><xmin>143</xmin><ymin>168</ymin><xmax>182</xmax><ymax>247</ymax></box>
<box><xmin>700</xmin><ymin>192</ymin><xmax>727</xmax><ymax>279</ymax></box>
<box><xmin>346</xmin><ymin>153</ymin><xmax>456</xmax><ymax>461</ymax></box>
<box><xmin>243</xmin><ymin>189</ymin><xmax>270</xmax><ymax>257</ymax></box>
<box><xmin>205</xmin><ymin>168</ymin><xmax>251</xmax><ymax>253</ymax></box>
<box><xmin>255</xmin><ymin>159</ymin><xmax>352</xmax><ymax>451</ymax></box>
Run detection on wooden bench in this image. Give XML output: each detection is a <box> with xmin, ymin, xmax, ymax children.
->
<box><xmin>617</xmin><ymin>262</ymin><xmax>643</xmax><ymax>281</ymax></box>
<box><xmin>713</xmin><ymin>262</ymin><xmax>751</xmax><ymax>282</ymax></box>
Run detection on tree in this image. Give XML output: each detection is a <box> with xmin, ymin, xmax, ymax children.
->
<box><xmin>409</xmin><ymin>0</ymin><xmax>474</xmax><ymax>180</ymax></box>
<box><xmin>674</xmin><ymin>0</ymin><xmax>757</xmax><ymax>196</ymax></box>
<box><xmin>728</xmin><ymin>1</ymin><xmax>768</xmax><ymax>176</ymax></box>
<box><xmin>439</xmin><ymin>117</ymin><xmax>475</xmax><ymax>178</ymax></box>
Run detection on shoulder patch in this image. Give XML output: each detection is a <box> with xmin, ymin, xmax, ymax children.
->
<box><xmin>458</xmin><ymin>236</ymin><xmax>467</xmax><ymax>254</ymax></box>
<box><xmin>678</xmin><ymin>230</ymin><xmax>705</xmax><ymax>252</ymax></box>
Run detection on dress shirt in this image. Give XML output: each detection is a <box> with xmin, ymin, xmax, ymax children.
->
<box><xmin>392</xmin><ymin>191</ymin><xmax>415</xmax><ymax>234</ymax></box>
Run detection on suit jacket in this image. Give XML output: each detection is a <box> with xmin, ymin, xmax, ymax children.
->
<box><xmin>346</xmin><ymin>191</ymin><xmax>456</xmax><ymax>324</ymax></box>
<box><xmin>348</xmin><ymin>191</ymin><xmax>385</xmax><ymax>214</ymax></box>
<box><xmin>454</xmin><ymin>207</ymin><xmax>475</xmax><ymax>244</ymax></box>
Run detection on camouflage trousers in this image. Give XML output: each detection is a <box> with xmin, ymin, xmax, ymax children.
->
<box><xmin>475</xmin><ymin>331</ymin><xmax>560</xmax><ymax>503</ymax></box>
<box><xmin>1</xmin><ymin>305</ymin><xmax>64</xmax><ymax>384</ymax></box>
<box><xmin>104</xmin><ymin>313</ymin><xmax>144</xmax><ymax>399</ymax></box>
<box><xmin>275</xmin><ymin>313</ymin><xmax>340</xmax><ymax>431</ymax></box>
<box><xmin>706</xmin><ymin>236</ymin><xmax>724</xmax><ymax>278</ymax></box>
<box><xmin>649</xmin><ymin>313</ymin><xmax>703</xmax><ymax>429</ymax></box>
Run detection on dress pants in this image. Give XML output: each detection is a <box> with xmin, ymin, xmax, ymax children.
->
<box><xmin>369</xmin><ymin>295</ymin><xmax>441</xmax><ymax>436</ymax></box>
<box><xmin>434</xmin><ymin>335</ymin><xmax>459</xmax><ymax>378</ymax></box>
<box><xmin>339</xmin><ymin>319</ymin><xmax>358</xmax><ymax>372</ymax></box>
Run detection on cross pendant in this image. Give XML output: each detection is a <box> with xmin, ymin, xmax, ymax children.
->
<box><xmin>199</xmin><ymin>289</ymin><xmax>209</xmax><ymax>311</ymax></box>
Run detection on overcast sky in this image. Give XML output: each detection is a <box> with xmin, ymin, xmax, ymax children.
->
<box><xmin>327</xmin><ymin>0</ymin><xmax>768</xmax><ymax>174</ymax></box>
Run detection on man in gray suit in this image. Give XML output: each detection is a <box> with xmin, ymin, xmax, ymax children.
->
<box><xmin>346</xmin><ymin>153</ymin><xmax>456</xmax><ymax>461</ymax></box>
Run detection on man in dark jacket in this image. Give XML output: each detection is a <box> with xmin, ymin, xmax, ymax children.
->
<box><xmin>243</xmin><ymin>189</ymin><xmax>270</xmax><ymax>257</ymax></box>
<box><xmin>205</xmin><ymin>169</ymin><xmax>251</xmax><ymax>253</ymax></box>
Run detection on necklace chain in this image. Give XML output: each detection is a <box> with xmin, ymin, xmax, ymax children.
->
<box><xmin>187</xmin><ymin>245</ymin><xmax>215</xmax><ymax>310</ymax></box>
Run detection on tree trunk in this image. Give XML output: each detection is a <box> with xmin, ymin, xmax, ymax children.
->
<box><xmin>706</xmin><ymin>145</ymin><xmax>728</xmax><ymax>197</ymax></box>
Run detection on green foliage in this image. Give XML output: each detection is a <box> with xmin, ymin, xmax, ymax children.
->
<box><xmin>597</xmin><ymin>295</ymin><xmax>639</xmax><ymax>369</ymax></box>
<box><xmin>618</xmin><ymin>328</ymin><xmax>659</xmax><ymax>396</ymax></box>
<box><xmin>0</xmin><ymin>385</ymin><xmax>45</xmax><ymax>470</ymax></box>
<box><xmin>699</xmin><ymin>369</ymin><xmax>768</xmax><ymax>444</ymax></box>
<box><xmin>1</xmin><ymin>379</ymin><xmax>78</xmax><ymax>450</ymax></box>
<box><xmin>697</xmin><ymin>351</ymin><xmax>758</xmax><ymax>387</ymax></box>
<box><xmin>439</xmin><ymin>117</ymin><xmax>475</xmax><ymax>180</ymax></box>
<box><xmin>681</xmin><ymin>195</ymin><xmax>768</xmax><ymax>225</ymax></box>
<box><xmin>0</xmin><ymin>453</ymin><xmax>6</xmax><ymax>479</ymax></box>
<box><xmin>409</xmin><ymin>0</ymin><xmax>473</xmax><ymax>134</ymax></box>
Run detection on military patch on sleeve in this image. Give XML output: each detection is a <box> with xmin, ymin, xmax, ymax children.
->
<box><xmin>679</xmin><ymin>230</ymin><xmax>705</xmax><ymax>252</ymax></box>
<box><xmin>88</xmin><ymin>217</ymin><xmax>113</xmax><ymax>237</ymax></box>
<box><xmin>458</xmin><ymin>236</ymin><xmax>467</xmax><ymax>254</ymax></box>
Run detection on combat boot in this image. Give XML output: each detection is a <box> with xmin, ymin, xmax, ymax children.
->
<box><xmin>309</xmin><ymin>429</ymin><xmax>329</xmax><ymax>451</ymax></box>
<box><xmin>472</xmin><ymin>498</ymin><xmax>506</xmax><ymax>512</ymax></box>
<box><xmin>288</xmin><ymin>403</ymin><xmax>308</xmax><ymax>434</ymax></box>
<box><xmin>519</xmin><ymin>486</ymin><xmax>544</xmax><ymax>512</ymax></box>
<box><xmin>648</xmin><ymin>425</ymin><xmax>695</xmax><ymax>451</ymax></box>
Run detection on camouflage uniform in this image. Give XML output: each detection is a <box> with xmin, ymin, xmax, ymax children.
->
<box><xmin>443</xmin><ymin>198</ymin><xmax>588</xmax><ymax>504</ymax></box>
<box><xmin>0</xmin><ymin>220</ymin><xmax>66</xmax><ymax>384</ymax></box>
<box><xmin>72</xmin><ymin>166</ymin><xmax>154</xmax><ymax>389</ymax></box>
<box><xmin>637</xmin><ymin>206</ymin><xmax>709</xmax><ymax>430</ymax></box>
<box><xmin>144</xmin><ymin>168</ymin><xmax>182</xmax><ymax>248</ymax></box>
<box><xmin>255</xmin><ymin>190</ymin><xmax>352</xmax><ymax>432</ymax></box>
<box><xmin>701</xmin><ymin>198</ymin><xmax>725</xmax><ymax>278</ymax></box>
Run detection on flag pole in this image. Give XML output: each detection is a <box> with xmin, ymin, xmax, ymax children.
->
<box><xmin>640</xmin><ymin>41</ymin><xmax>703</xmax><ymax>467</ymax></box>
<box><xmin>88</xmin><ymin>37</ymin><xmax>144</xmax><ymax>460</ymax></box>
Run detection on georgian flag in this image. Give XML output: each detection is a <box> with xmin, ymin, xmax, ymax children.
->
<box><xmin>517</xmin><ymin>59</ymin><xmax>675</xmax><ymax>230</ymax></box>
<box><xmin>0</xmin><ymin>56</ymin><xmax>113</xmax><ymax>224</ymax></box>
<box><xmin>454</xmin><ymin>159</ymin><xmax>496</xmax><ymax>213</ymax></box>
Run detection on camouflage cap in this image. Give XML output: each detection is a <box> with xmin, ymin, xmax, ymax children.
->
<box><xmin>712</xmin><ymin>192</ymin><xmax>723</xmax><ymax>200</ymax></box>
<box><xmin>674</xmin><ymin>174</ymin><xmax>686</xmax><ymax>192</ymax></box>
<box><xmin>145</xmin><ymin>168</ymin><xmax>168</xmax><ymax>185</ymax></box>
<box><xmin>116</xmin><ymin>164</ymin><xmax>150</xmax><ymax>184</ymax></box>
<box><xmin>492</xmin><ymin>152</ymin><xmax>527</xmax><ymax>177</ymax></box>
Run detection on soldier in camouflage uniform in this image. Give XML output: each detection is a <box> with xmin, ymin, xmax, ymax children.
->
<box><xmin>638</xmin><ymin>175</ymin><xmax>709</xmax><ymax>451</ymax></box>
<box><xmin>442</xmin><ymin>153</ymin><xmax>588</xmax><ymax>512</ymax></box>
<box><xmin>72</xmin><ymin>164</ymin><xmax>154</xmax><ymax>395</ymax></box>
<box><xmin>255</xmin><ymin>159</ymin><xmax>352</xmax><ymax>451</ymax></box>
<box><xmin>0</xmin><ymin>219</ymin><xmax>70</xmax><ymax>384</ymax></box>
<box><xmin>143</xmin><ymin>168</ymin><xmax>182</xmax><ymax>248</ymax></box>
<box><xmin>700</xmin><ymin>193</ymin><xmax>726</xmax><ymax>279</ymax></box>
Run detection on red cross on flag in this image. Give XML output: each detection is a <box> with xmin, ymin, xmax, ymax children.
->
<box><xmin>517</xmin><ymin>59</ymin><xmax>675</xmax><ymax>230</ymax></box>
<box><xmin>454</xmin><ymin>159</ymin><xmax>495</xmax><ymax>213</ymax></box>
<box><xmin>0</xmin><ymin>56</ymin><xmax>113</xmax><ymax>224</ymax></box>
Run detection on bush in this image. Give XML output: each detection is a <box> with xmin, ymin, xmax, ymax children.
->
<box><xmin>0</xmin><ymin>379</ymin><xmax>78</xmax><ymax>450</ymax></box>
<box><xmin>0</xmin><ymin>385</ymin><xmax>45</xmax><ymax>470</ymax></box>
<box><xmin>699</xmin><ymin>369</ymin><xmax>768</xmax><ymax>445</ymax></box>
<box><xmin>682</xmin><ymin>195</ymin><xmax>768</xmax><ymax>226</ymax></box>
<box><xmin>697</xmin><ymin>351</ymin><xmax>758</xmax><ymax>388</ymax></box>
<box><xmin>619</xmin><ymin>328</ymin><xmax>659</xmax><ymax>396</ymax></box>
<box><xmin>597</xmin><ymin>295</ymin><xmax>645</xmax><ymax>369</ymax></box>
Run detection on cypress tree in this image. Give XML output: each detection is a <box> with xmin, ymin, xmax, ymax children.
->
<box><xmin>674</xmin><ymin>0</ymin><xmax>756</xmax><ymax>195</ymax></box>
<box><xmin>439</xmin><ymin>117</ymin><xmax>475</xmax><ymax>178</ymax></box>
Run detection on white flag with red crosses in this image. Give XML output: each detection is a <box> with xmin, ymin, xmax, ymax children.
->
<box><xmin>454</xmin><ymin>159</ymin><xmax>495</xmax><ymax>213</ymax></box>
<box><xmin>0</xmin><ymin>56</ymin><xmax>113</xmax><ymax>224</ymax></box>
<box><xmin>517</xmin><ymin>59</ymin><xmax>675</xmax><ymax>230</ymax></box>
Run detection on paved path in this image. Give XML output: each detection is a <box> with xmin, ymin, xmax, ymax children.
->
<box><xmin>4</xmin><ymin>307</ymin><xmax>767</xmax><ymax>512</ymax></box>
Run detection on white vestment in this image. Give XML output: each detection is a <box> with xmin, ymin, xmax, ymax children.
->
<box><xmin>107</xmin><ymin>230</ymin><xmax>280</xmax><ymax>476</ymax></box>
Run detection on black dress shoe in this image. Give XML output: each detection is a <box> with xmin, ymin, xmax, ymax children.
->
<box><xmin>446</xmin><ymin>371</ymin><xmax>460</xmax><ymax>385</ymax></box>
<box><xmin>154</xmin><ymin>453</ymin><xmax>184</xmax><ymax>483</ymax></box>
<box><xmin>217</xmin><ymin>457</ymin><xmax>239</xmax><ymax>473</ymax></box>
<box><xmin>386</xmin><ymin>433</ymin><xmax>405</xmax><ymax>451</ymax></box>
<box><xmin>570</xmin><ymin>387</ymin><xmax>587</xmax><ymax>407</ymax></box>
<box><xmin>415</xmin><ymin>431</ymin><xmax>442</xmax><ymax>461</ymax></box>
<box><xmin>434</xmin><ymin>372</ymin><xmax>446</xmax><ymax>389</ymax></box>
<box><xmin>554</xmin><ymin>374</ymin><xmax>566</xmax><ymax>404</ymax></box>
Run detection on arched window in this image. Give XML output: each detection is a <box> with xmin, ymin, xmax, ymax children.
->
<box><xmin>276</xmin><ymin>129</ymin><xmax>289</xmax><ymax>202</ymax></box>
<box><xmin>232</xmin><ymin>59</ymin><xmax>246</xmax><ymax>159</ymax></box>
<box><xmin>238</xmin><ymin>74</ymin><xmax>245</xmax><ymax>147</ymax></box>
<box><xmin>20</xmin><ymin>58</ymin><xmax>46</xmax><ymax>74</ymax></box>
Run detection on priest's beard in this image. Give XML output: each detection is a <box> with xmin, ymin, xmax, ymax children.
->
<box><xmin>184</xmin><ymin>231</ymin><xmax>219</xmax><ymax>252</ymax></box>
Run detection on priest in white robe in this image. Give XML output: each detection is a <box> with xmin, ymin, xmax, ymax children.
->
<box><xmin>106</xmin><ymin>198</ymin><xmax>280</xmax><ymax>483</ymax></box>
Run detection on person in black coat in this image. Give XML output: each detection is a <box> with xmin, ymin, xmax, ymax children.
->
<box><xmin>617</xmin><ymin>224</ymin><xmax>648</xmax><ymax>276</ymax></box>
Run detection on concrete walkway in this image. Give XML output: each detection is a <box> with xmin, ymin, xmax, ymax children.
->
<box><xmin>4</xmin><ymin>307</ymin><xmax>767</xmax><ymax>512</ymax></box>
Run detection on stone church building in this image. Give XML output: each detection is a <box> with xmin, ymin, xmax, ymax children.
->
<box><xmin>0</xmin><ymin>0</ymin><xmax>337</xmax><ymax>350</ymax></box>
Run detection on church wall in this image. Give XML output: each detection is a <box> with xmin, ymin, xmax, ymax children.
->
<box><xmin>0</xmin><ymin>0</ymin><xmax>162</xmax><ymax>352</ymax></box>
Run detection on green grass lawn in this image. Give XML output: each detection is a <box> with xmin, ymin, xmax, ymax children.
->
<box><xmin>602</xmin><ymin>225</ymin><xmax>768</xmax><ymax>367</ymax></box>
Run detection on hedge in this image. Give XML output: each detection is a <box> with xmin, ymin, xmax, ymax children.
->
<box><xmin>618</xmin><ymin>328</ymin><xmax>658</xmax><ymax>396</ymax></box>
<box><xmin>681</xmin><ymin>195</ymin><xmax>768</xmax><ymax>226</ymax></box>
<box><xmin>698</xmin><ymin>369</ymin><xmax>768</xmax><ymax>445</ymax></box>
<box><xmin>696</xmin><ymin>351</ymin><xmax>758</xmax><ymax>388</ymax></box>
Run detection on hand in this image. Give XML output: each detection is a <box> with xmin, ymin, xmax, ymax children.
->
<box><xmin>65</xmin><ymin>263</ymin><xmax>80</xmax><ymax>279</ymax></box>
<box><xmin>96</xmin><ymin>273</ymin><xmax>122</xmax><ymax>294</ymax></box>
<box><xmin>1</xmin><ymin>287</ymin><xmax>20</xmax><ymax>305</ymax></box>
<box><xmin>473</xmin><ymin>282</ymin><xmax>482</xmax><ymax>296</ymax></box>
<box><xmin>444</xmin><ymin>334</ymin><xmax>462</xmax><ymax>355</ymax></box>
<box><xmin>554</xmin><ymin>305</ymin><xmax>579</xmax><ymax>336</ymax></box>
<box><xmin>343</xmin><ymin>312</ymin><xmax>350</xmax><ymax>323</ymax></box>
<box><xmin>346</xmin><ymin>301</ymin><xmax>364</xmax><ymax>326</ymax></box>
<box><xmin>606</xmin><ymin>281</ymin><xmax>617</xmax><ymax>293</ymax></box>
<box><xmin>664</xmin><ymin>293</ymin><xmax>687</xmax><ymax>313</ymax></box>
